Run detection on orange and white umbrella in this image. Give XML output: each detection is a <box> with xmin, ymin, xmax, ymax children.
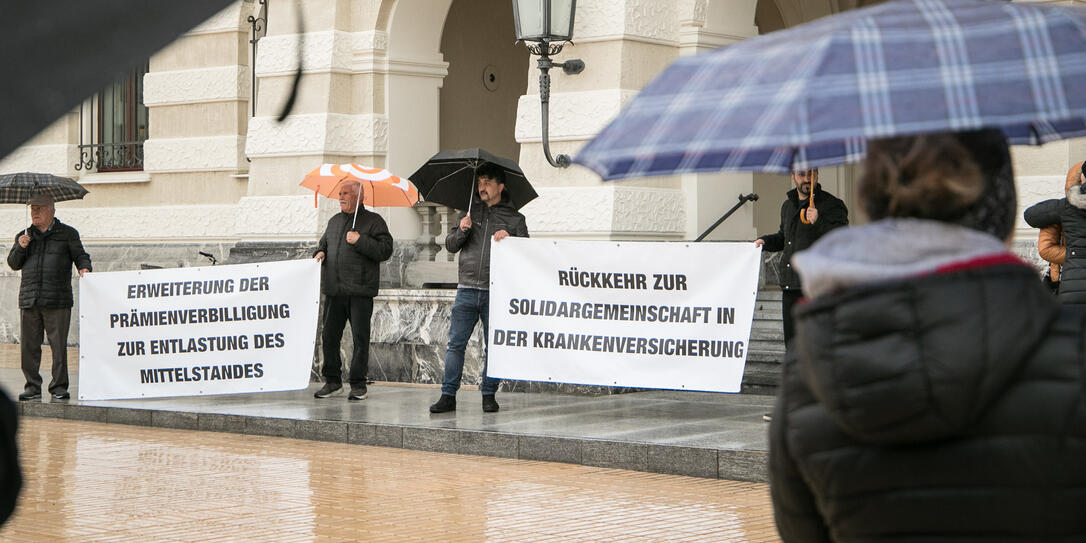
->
<box><xmin>300</xmin><ymin>163</ymin><xmax>419</xmax><ymax>208</ymax></box>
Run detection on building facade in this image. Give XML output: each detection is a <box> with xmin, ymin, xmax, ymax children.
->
<box><xmin>0</xmin><ymin>0</ymin><xmax>1078</xmax><ymax>386</ymax></box>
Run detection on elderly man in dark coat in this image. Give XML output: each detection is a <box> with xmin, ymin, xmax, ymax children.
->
<box><xmin>7</xmin><ymin>194</ymin><xmax>91</xmax><ymax>401</ymax></box>
<box><xmin>312</xmin><ymin>180</ymin><xmax>394</xmax><ymax>401</ymax></box>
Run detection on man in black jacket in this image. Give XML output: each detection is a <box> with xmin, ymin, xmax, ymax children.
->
<box><xmin>429</xmin><ymin>163</ymin><xmax>528</xmax><ymax>414</ymax></box>
<box><xmin>7</xmin><ymin>195</ymin><xmax>91</xmax><ymax>401</ymax></box>
<box><xmin>755</xmin><ymin>168</ymin><xmax>848</xmax><ymax>348</ymax></box>
<box><xmin>312</xmin><ymin>180</ymin><xmax>394</xmax><ymax>400</ymax></box>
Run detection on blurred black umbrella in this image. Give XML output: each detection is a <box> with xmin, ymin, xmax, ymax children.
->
<box><xmin>409</xmin><ymin>148</ymin><xmax>537</xmax><ymax>213</ymax></box>
<box><xmin>1</xmin><ymin>0</ymin><xmax>235</xmax><ymax>161</ymax></box>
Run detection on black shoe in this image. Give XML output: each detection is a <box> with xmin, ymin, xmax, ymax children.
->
<box><xmin>347</xmin><ymin>384</ymin><xmax>368</xmax><ymax>401</ymax></box>
<box><xmin>429</xmin><ymin>394</ymin><xmax>456</xmax><ymax>413</ymax></box>
<box><xmin>18</xmin><ymin>390</ymin><xmax>40</xmax><ymax>401</ymax></box>
<box><xmin>314</xmin><ymin>382</ymin><xmax>342</xmax><ymax>398</ymax></box>
<box><xmin>51</xmin><ymin>391</ymin><xmax>70</xmax><ymax>400</ymax></box>
<box><xmin>482</xmin><ymin>395</ymin><xmax>499</xmax><ymax>413</ymax></box>
<box><xmin>762</xmin><ymin>413</ymin><xmax>772</xmax><ymax>422</ymax></box>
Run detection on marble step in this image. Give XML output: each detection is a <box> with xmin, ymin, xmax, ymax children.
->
<box><xmin>746</xmin><ymin>350</ymin><xmax>785</xmax><ymax>364</ymax></box>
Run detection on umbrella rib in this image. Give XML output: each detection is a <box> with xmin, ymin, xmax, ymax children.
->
<box><xmin>429</xmin><ymin>165</ymin><xmax>474</xmax><ymax>188</ymax></box>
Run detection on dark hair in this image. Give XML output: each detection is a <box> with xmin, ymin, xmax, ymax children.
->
<box><xmin>858</xmin><ymin>129</ymin><xmax>1012</xmax><ymax>233</ymax></box>
<box><xmin>476</xmin><ymin>162</ymin><xmax>506</xmax><ymax>185</ymax></box>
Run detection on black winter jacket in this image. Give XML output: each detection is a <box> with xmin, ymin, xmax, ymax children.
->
<box><xmin>770</xmin><ymin>262</ymin><xmax>1086</xmax><ymax>542</ymax></box>
<box><xmin>1025</xmin><ymin>195</ymin><xmax>1086</xmax><ymax>304</ymax></box>
<box><xmin>446</xmin><ymin>196</ymin><xmax>528</xmax><ymax>289</ymax></box>
<box><xmin>759</xmin><ymin>185</ymin><xmax>848</xmax><ymax>290</ymax></box>
<box><xmin>7</xmin><ymin>219</ymin><xmax>92</xmax><ymax>309</ymax></box>
<box><xmin>315</xmin><ymin>210</ymin><xmax>393</xmax><ymax>297</ymax></box>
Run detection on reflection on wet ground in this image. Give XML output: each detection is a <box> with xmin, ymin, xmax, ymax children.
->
<box><xmin>1</xmin><ymin>418</ymin><xmax>781</xmax><ymax>542</ymax></box>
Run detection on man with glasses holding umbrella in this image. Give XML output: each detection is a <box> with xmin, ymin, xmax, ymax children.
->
<box><xmin>7</xmin><ymin>194</ymin><xmax>91</xmax><ymax>401</ymax></box>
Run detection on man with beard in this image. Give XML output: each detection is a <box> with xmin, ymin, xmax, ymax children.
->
<box><xmin>428</xmin><ymin>163</ymin><xmax>529</xmax><ymax>414</ymax></box>
<box><xmin>754</xmin><ymin>169</ymin><xmax>848</xmax><ymax>420</ymax></box>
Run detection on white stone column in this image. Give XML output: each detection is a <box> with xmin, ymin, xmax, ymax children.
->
<box><xmin>678</xmin><ymin>0</ymin><xmax>759</xmax><ymax>241</ymax></box>
<box><xmin>241</xmin><ymin>0</ymin><xmax>396</xmax><ymax>241</ymax></box>
<box><xmin>515</xmin><ymin>0</ymin><xmax>760</xmax><ymax>241</ymax></box>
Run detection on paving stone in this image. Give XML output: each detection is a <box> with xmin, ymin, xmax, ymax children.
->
<box><xmin>347</xmin><ymin>422</ymin><xmax>377</xmax><ymax>445</ymax></box>
<box><xmin>582</xmin><ymin>440</ymin><xmax>648</xmax><ymax>472</ymax></box>
<box><xmin>718</xmin><ymin>449</ymin><xmax>769</xmax><ymax>483</ymax></box>
<box><xmin>519</xmin><ymin>435</ymin><xmax>582</xmax><ymax>465</ymax></box>
<box><xmin>459</xmin><ymin>431</ymin><xmax>518</xmax><ymax>459</ymax></box>
<box><xmin>151</xmin><ymin>410</ymin><xmax>199</xmax><ymax>430</ymax></box>
<box><xmin>245</xmin><ymin>417</ymin><xmax>299</xmax><ymax>438</ymax></box>
<box><xmin>297</xmin><ymin>420</ymin><xmax>348</xmax><ymax>443</ymax></box>
<box><xmin>372</xmin><ymin>424</ymin><xmax>403</xmax><ymax>448</ymax></box>
<box><xmin>647</xmin><ymin>445</ymin><xmax>718</xmax><ymax>479</ymax></box>
<box><xmin>403</xmin><ymin>426</ymin><xmax>459</xmax><ymax>453</ymax></box>
<box><xmin>106</xmin><ymin>408</ymin><xmax>153</xmax><ymax>426</ymax></box>
<box><xmin>198</xmin><ymin>413</ymin><xmax>248</xmax><ymax>433</ymax></box>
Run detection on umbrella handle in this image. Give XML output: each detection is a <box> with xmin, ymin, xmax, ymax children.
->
<box><xmin>800</xmin><ymin>192</ymin><xmax>817</xmax><ymax>225</ymax></box>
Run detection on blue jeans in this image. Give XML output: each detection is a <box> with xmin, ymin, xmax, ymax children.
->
<box><xmin>441</xmin><ymin>288</ymin><xmax>499</xmax><ymax>396</ymax></box>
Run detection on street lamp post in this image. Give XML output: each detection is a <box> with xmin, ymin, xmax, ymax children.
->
<box><xmin>512</xmin><ymin>0</ymin><xmax>584</xmax><ymax>168</ymax></box>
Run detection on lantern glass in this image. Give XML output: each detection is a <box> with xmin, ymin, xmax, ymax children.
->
<box><xmin>513</xmin><ymin>0</ymin><xmax>575</xmax><ymax>42</ymax></box>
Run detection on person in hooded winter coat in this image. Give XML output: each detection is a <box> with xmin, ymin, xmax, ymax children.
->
<box><xmin>1024</xmin><ymin>160</ymin><xmax>1086</xmax><ymax>305</ymax></box>
<box><xmin>1034</xmin><ymin>162</ymin><xmax>1079</xmax><ymax>288</ymax></box>
<box><xmin>769</xmin><ymin>128</ymin><xmax>1086</xmax><ymax>542</ymax></box>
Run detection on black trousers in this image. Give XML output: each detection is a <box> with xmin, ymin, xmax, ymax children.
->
<box><xmin>320</xmin><ymin>295</ymin><xmax>374</xmax><ymax>386</ymax></box>
<box><xmin>20</xmin><ymin>307</ymin><xmax>71</xmax><ymax>395</ymax></box>
<box><xmin>781</xmin><ymin>289</ymin><xmax>805</xmax><ymax>353</ymax></box>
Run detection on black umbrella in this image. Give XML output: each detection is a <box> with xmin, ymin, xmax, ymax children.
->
<box><xmin>0</xmin><ymin>172</ymin><xmax>89</xmax><ymax>204</ymax></box>
<box><xmin>408</xmin><ymin>148</ymin><xmax>538</xmax><ymax>213</ymax></box>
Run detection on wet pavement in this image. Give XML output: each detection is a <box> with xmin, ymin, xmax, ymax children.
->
<box><xmin>2</xmin><ymin>418</ymin><xmax>782</xmax><ymax>542</ymax></box>
<box><xmin>0</xmin><ymin>344</ymin><xmax>773</xmax><ymax>482</ymax></box>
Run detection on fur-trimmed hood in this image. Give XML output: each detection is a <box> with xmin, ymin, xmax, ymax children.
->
<box><xmin>1068</xmin><ymin>160</ymin><xmax>1086</xmax><ymax>209</ymax></box>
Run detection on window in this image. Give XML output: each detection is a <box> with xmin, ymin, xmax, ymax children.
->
<box><xmin>76</xmin><ymin>63</ymin><xmax>149</xmax><ymax>172</ymax></box>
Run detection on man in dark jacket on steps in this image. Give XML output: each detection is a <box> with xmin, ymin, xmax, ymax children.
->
<box><xmin>7</xmin><ymin>195</ymin><xmax>91</xmax><ymax>401</ymax></box>
<box><xmin>429</xmin><ymin>163</ymin><xmax>528</xmax><ymax>414</ymax></box>
<box><xmin>754</xmin><ymin>168</ymin><xmax>848</xmax><ymax>348</ymax></box>
<box><xmin>312</xmin><ymin>180</ymin><xmax>394</xmax><ymax>401</ymax></box>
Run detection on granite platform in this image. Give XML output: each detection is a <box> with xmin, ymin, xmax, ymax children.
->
<box><xmin>2</xmin><ymin>366</ymin><xmax>773</xmax><ymax>482</ymax></box>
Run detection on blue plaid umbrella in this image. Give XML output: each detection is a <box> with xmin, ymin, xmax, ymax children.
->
<box><xmin>575</xmin><ymin>0</ymin><xmax>1086</xmax><ymax>179</ymax></box>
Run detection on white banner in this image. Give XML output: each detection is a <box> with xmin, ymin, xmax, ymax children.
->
<box><xmin>78</xmin><ymin>259</ymin><xmax>320</xmax><ymax>400</ymax></box>
<box><xmin>488</xmin><ymin>238</ymin><xmax>761</xmax><ymax>393</ymax></box>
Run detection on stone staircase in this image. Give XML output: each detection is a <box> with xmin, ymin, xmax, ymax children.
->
<box><xmin>742</xmin><ymin>287</ymin><xmax>786</xmax><ymax>395</ymax></box>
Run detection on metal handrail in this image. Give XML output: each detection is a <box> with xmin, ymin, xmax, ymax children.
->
<box><xmin>694</xmin><ymin>193</ymin><xmax>759</xmax><ymax>242</ymax></box>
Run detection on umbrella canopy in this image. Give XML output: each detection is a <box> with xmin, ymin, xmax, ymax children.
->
<box><xmin>300</xmin><ymin>164</ymin><xmax>419</xmax><ymax>208</ymax></box>
<box><xmin>0</xmin><ymin>172</ymin><xmax>89</xmax><ymax>204</ymax></box>
<box><xmin>1</xmin><ymin>0</ymin><xmax>235</xmax><ymax>162</ymax></box>
<box><xmin>408</xmin><ymin>148</ymin><xmax>538</xmax><ymax>211</ymax></box>
<box><xmin>575</xmin><ymin>0</ymin><xmax>1086</xmax><ymax>179</ymax></box>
